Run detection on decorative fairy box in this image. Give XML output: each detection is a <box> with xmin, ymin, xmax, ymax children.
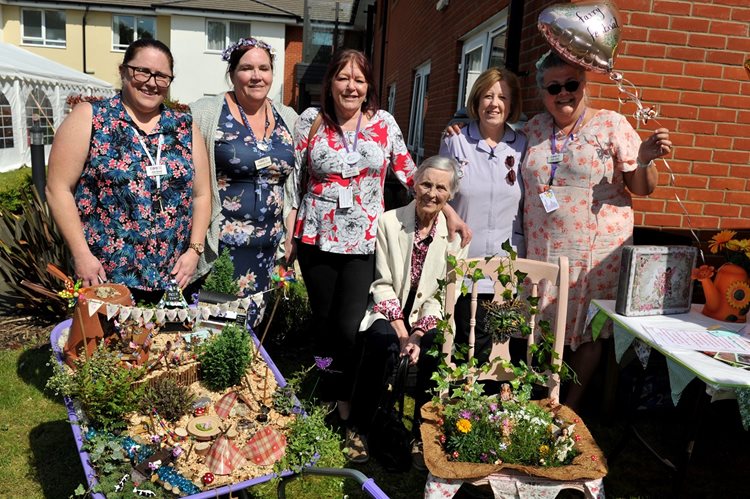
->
<box><xmin>616</xmin><ymin>245</ymin><xmax>698</xmax><ymax>316</ymax></box>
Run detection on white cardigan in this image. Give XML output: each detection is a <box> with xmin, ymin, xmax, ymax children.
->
<box><xmin>359</xmin><ymin>200</ymin><xmax>468</xmax><ymax>332</ymax></box>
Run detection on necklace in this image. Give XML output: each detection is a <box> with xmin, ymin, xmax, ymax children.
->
<box><xmin>233</xmin><ymin>92</ymin><xmax>272</xmax><ymax>151</ymax></box>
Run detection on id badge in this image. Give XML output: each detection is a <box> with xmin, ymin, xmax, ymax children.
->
<box><xmin>146</xmin><ymin>163</ymin><xmax>167</xmax><ymax>177</ymax></box>
<box><xmin>539</xmin><ymin>189</ymin><xmax>560</xmax><ymax>213</ymax></box>
<box><xmin>548</xmin><ymin>153</ymin><xmax>564</xmax><ymax>163</ymax></box>
<box><xmin>341</xmin><ymin>165</ymin><xmax>360</xmax><ymax>178</ymax></box>
<box><xmin>255</xmin><ymin>156</ymin><xmax>273</xmax><ymax>170</ymax></box>
<box><xmin>338</xmin><ymin>185</ymin><xmax>353</xmax><ymax>209</ymax></box>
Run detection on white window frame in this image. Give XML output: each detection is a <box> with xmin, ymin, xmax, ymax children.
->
<box><xmin>387</xmin><ymin>83</ymin><xmax>396</xmax><ymax>116</ymax></box>
<box><xmin>112</xmin><ymin>15</ymin><xmax>156</xmax><ymax>52</ymax></box>
<box><xmin>456</xmin><ymin>16</ymin><xmax>508</xmax><ymax>111</ymax></box>
<box><xmin>21</xmin><ymin>9</ymin><xmax>66</xmax><ymax>48</ymax></box>
<box><xmin>205</xmin><ymin>19</ymin><xmax>253</xmax><ymax>53</ymax></box>
<box><xmin>407</xmin><ymin>61</ymin><xmax>430</xmax><ymax>165</ymax></box>
<box><xmin>0</xmin><ymin>90</ymin><xmax>14</xmax><ymax>150</ymax></box>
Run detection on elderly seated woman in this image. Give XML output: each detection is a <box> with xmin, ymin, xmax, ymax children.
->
<box><xmin>347</xmin><ymin>156</ymin><xmax>468</xmax><ymax>467</ymax></box>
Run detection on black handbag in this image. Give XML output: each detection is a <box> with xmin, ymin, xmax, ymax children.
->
<box><xmin>367</xmin><ymin>356</ymin><xmax>413</xmax><ymax>472</ymax></box>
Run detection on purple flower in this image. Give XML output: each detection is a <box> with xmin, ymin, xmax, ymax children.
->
<box><xmin>489</xmin><ymin>403</ymin><xmax>498</xmax><ymax>412</ymax></box>
<box><xmin>459</xmin><ymin>409</ymin><xmax>472</xmax><ymax>419</ymax></box>
<box><xmin>190</xmin><ymin>292</ymin><xmax>199</xmax><ymax>306</ymax></box>
<box><xmin>314</xmin><ymin>356</ymin><xmax>333</xmax><ymax>371</ymax></box>
<box><xmin>480</xmin><ymin>453</ymin><xmax>488</xmax><ymax>463</ymax></box>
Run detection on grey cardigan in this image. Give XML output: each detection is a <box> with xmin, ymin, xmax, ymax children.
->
<box><xmin>189</xmin><ymin>93</ymin><xmax>299</xmax><ymax>280</ymax></box>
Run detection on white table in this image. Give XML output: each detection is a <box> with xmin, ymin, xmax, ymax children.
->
<box><xmin>588</xmin><ymin>300</ymin><xmax>750</xmax><ymax>495</ymax></box>
<box><xmin>589</xmin><ymin>300</ymin><xmax>750</xmax><ymax>415</ymax></box>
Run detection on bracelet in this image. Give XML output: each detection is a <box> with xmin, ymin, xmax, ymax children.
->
<box><xmin>637</xmin><ymin>159</ymin><xmax>654</xmax><ymax>169</ymax></box>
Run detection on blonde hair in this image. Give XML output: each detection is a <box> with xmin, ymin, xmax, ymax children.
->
<box><xmin>466</xmin><ymin>67</ymin><xmax>522</xmax><ymax>123</ymax></box>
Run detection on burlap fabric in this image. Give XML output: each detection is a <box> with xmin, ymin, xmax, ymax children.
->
<box><xmin>420</xmin><ymin>399</ymin><xmax>607</xmax><ymax>481</ymax></box>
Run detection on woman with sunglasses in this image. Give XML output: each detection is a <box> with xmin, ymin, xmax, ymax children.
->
<box><xmin>190</xmin><ymin>37</ymin><xmax>298</xmax><ymax>326</ymax></box>
<box><xmin>46</xmin><ymin>39</ymin><xmax>211</xmax><ymax>302</ymax></box>
<box><xmin>438</xmin><ymin>67</ymin><xmax>527</xmax><ymax>365</ymax></box>
<box><xmin>524</xmin><ymin>51</ymin><xmax>671</xmax><ymax>409</ymax></box>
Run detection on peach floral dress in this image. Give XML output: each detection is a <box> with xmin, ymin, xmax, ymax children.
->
<box><xmin>522</xmin><ymin>109</ymin><xmax>641</xmax><ymax>349</ymax></box>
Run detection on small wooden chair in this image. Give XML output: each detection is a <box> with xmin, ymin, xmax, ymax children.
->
<box><xmin>427</xmin><ymin>255</ymin><xmax>606</xmax><ymax>498</ymax></box>
<box><xmin>441</xmin><ymin>255</ymin><xmax>569</xmax><ymax>402</ymax></box>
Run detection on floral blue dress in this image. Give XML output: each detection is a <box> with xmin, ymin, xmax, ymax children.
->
<box><xmin>214</xmin><ymin>100</ymin><xmax>294</xmax><ymax>307</ymax></box>
<box><xmin>76</xmin><ymin>93</ymin><xmax>194</xmax><ymax>291</ymax></box>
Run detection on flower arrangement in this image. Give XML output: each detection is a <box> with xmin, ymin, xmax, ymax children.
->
<box><xmin>428</xmin><ymin>240</ymin><xmax>583</xmax><ymax>471</ymax></box>
<box><xmin>708</xmin><ymin>230</ymin><xmax>750</xmax><ymax>274</ymax></box>
<box><xmin>438</xmin><ymin>382</ymin><xmax>578</xmax><ymax>467</ymax></box>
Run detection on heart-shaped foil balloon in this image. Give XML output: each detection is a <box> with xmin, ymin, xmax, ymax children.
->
<box><xmin>538</xmin><ymin>1</ymin><xmax>622</xmax><ymax>74</ymax></box>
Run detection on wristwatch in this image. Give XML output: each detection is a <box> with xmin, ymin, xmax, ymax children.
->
<box><xmin>189</xmin><ymin>242</ymin><xmax>205</xmax><ymax>255</ymax></box>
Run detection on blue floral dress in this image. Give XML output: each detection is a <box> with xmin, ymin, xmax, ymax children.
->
<box><xmin>214</xmin><ymin>99</ymin><xmax>294</xmax><ymax>305</ymax></box>
<box><xmin>75</xmin><ymin>93</ymin><xmax>194</xmax><ymax>291</ymax></box>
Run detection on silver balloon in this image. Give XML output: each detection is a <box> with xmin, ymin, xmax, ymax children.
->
<box><xmin>538</xmin><ymin>1</ymin><xmax>622</xmax><ymax>74</ymax></box>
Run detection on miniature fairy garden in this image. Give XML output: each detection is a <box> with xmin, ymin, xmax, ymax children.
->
<box><xmin>44</xmin><ymin>252</ymin><xmax>342</xmax><ymax>497</ymax></box>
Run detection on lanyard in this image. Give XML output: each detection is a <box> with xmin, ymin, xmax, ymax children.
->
<box><xmin>236</xmin><ymin>94</ymin><xmax>271</xmax><ymax>149</ymax></box>
<box><xmin>548</xmin><ymin>110</ymin><xmax>585</xmax><ymax>186</ymax></box>
<box><xmin>340</xmin><ymin>112</ymin><xmax>363</xmax><ymax>154</ymax></box>
<box><xmin>133</xmin><ymin>128</ymin><xmax>165</xmax><ymax>185</ymax></box>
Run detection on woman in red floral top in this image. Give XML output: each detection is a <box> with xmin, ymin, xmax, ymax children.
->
<box><xmin>286</xmin><ymin>50</ymin><xmax>468</xmax><ymax>462</ymax></box>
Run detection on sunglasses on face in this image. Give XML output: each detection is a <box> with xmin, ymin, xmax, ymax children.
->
<box><xmin>544</xmin><ymin>80</ymin><xmax>580</xmax><ymax>95</ymax></box>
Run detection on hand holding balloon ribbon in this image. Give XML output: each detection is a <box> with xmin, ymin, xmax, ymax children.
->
<box><xmin>538</xmin><ymin>1</ymin><xmax>706</xmax><ymax>261</ymax></box>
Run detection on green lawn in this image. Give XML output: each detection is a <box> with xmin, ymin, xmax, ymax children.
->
<box><xmin>0</xmin><ymin>345</ymin><xmax>85</xmax><ymax>498</ymax></box>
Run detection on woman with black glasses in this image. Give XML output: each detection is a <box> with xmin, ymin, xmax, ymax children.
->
<box><xmin>523</xmin><ymin>50</ymin><xmax>671</xmax><ymax>409</ymax></box>
<box><xmin>46</xmin><ymin>39</ymin><xmax>210</xmax><ymax>302</ymax></box>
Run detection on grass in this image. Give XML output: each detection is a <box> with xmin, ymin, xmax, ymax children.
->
<box><xmin>0</xmin><ymin>345</ymin><xmax>85</xmax><ymax>498</ymax></box>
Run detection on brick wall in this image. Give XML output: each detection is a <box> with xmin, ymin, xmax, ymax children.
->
<box><xmin>372</xmin><ymin>0</ymin><xmax>513</xmax><ymax>161</ymax></box>
<box><xmin>284</xmin><ymin>26</ymin><xmax>303</xmax><ymax>108</ymax></box>
<box><xmin>519</xmin><ymin>0</ymin><xmax>750</xmax><ymax>230</ymax></box>
<box><xmin>375</xmin><ymin>0</ymin><xmax>750</xmax><ymax>231</ymax></box>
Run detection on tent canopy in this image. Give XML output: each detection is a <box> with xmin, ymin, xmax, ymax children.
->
<box><xmin>0</xmin><ymin>42</ymin><xmax>114</xmax><ymax>172</ymax></box>
<box><xmin>0</xmin><ymin>42</ymin><xmax>113</xmax><ymax>90</ymax></box>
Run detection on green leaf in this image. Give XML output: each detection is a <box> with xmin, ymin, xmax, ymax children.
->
<box><xmin>498</xmin><ymin>274</ymin><xmax>511</xmax><ymax>286</ymax></box>
<box><xmin>446</xmin><ymin>254</ymin><xmax>457</xmax><ymax>268</ymax></box>
<box><xmin>527</xmin><ymin>295</ymin><xmax>540</xmax><ymax>307</ymax></box>
<box><xmin>471</xmin><ymin>268</ymin><xmax>485</xmax><ymax>282</ymax></box>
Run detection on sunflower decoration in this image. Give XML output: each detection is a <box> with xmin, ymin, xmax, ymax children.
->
<box><xmin>707</xmin><ymin>230</ymin><xmax>750</xmax><ymax>275</ymax></box>
<box><xmin>709</xmin><ymin>230</ymin><xmax>737</xmax><ymax>254</ymax></box>
<box><xmin>726</xmin><ymin>281</ymin><xmax>750</xmax><ymax>314</ymax></box>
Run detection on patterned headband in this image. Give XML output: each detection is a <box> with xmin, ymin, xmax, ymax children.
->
<box><xmin>221</xmin><ymin>37</ymin><xmax>276</xmax><ymax>62</ymax></box>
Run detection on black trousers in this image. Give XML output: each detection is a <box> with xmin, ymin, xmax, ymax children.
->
<box><xmin>297</xmin><ymin>242</ymin><xmax>375</xmax><ymax>402</ymax></box>
<box><xmin>352</xmin><ymin>318</ymin><xmax>438</xmax><ymax>435</ymax></box>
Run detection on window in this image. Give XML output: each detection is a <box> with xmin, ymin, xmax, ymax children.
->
<box><xmin>206</xmin><ymin>20</ymin><xmax>252</xmax><ymax>52</ymax></box>
<box><xmin>457</xmin><ymin>18</ymin><xmax>508</xmax><ymax>110</ymax></box>
<box><xmin>0</xmin><ymin>92</ymin><xmax>13</xmax><ymax>149</ymax></box>
<box><xmin>387</xmin><ymin>84</ymin><xmax>396</xmax><ymax>116</ymax></box>
<box><xmin>113</xmin><ymin>15</ymin><xmax>155</xmax><ymax>51</ymax></box>
<box><xmin>25</xmin><ymin>88</ymin><xmax>54</xmax><ymax>146</ymax></box>
<box><xmin>22</xmin><ymin>9</ymin><xmax>66</xmax><ymax>47</ymax></box>
<box><xmin>407</xmin><ymin>62</ymin><xmax>430</xmax><ymax>165</ymax></box>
